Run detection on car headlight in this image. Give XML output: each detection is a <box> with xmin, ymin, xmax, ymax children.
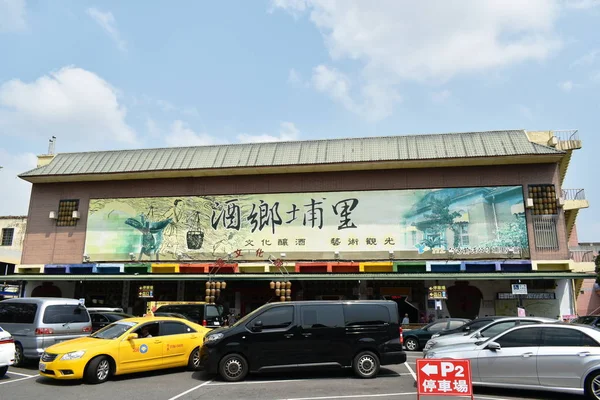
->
<box><xmin>425</xmin><ymin>341</ymin><xmax>436</xmax><ymax>349</ymax></box>
<box><xmin>431</xmin><ymin>333</ymin><xmax>440</xmax><ymax>338</ymax></box>
<box><xmin>425</xmin><ymin>352</ymin><xmax>436</xmax><ymax>359</ymax></box>
<box><xmin>205</xmin><ymin>333</ymin><xmax>223</xmax><ymax>343</ymax></box>
<box><xmin>61</xmin><ymin>351</ymin><xmax>86</xmax><ymax>360</ymax></box>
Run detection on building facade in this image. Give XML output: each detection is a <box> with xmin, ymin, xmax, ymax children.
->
<box><xmin>0</xmin><ymin>216</ymin><xmax>27</xmax><ymax>275</ymax></box>
<box><xmin>7</xmin><ymin>129</ymin><xmax>593</xmax><ymax>319</ymax></box>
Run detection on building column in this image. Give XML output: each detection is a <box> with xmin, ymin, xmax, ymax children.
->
<box><xmin>122</xmin><ymin>281</ymin><xmax>130</xmax><ymax>312</ymax></box>
<box><xmin>177</xmin><ymin>281</ymin><xmax>185</xmax><ymax>301</ymax></box>
<box><xmin>358</xmin><ymin>280</ymin><xmax>368</xmax><ymax>300</ymax></box>
<box><xmin>556</xmin><ymin>278</ymin><xmax>574</xmax><ymax>318</ymax></box>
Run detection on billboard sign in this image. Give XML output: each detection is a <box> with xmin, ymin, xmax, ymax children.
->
<box><xmin>84</xmin><ymin>186</ymin><xmax>529</xmax><ymax>262</ymax></box>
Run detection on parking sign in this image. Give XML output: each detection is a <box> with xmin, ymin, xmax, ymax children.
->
<box><xmin>416</xmin><ymin>359</ymin><xmax>473</xmax><ymax>399</ymax></box>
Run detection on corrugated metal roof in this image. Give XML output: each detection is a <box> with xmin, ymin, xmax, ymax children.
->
<box><xmin>3</xmin><ymin>272</ymin><xmax>591</xmax><ymax>281</ymax></box>
<box><xmin>19</xmin><ymin>130</ymin><xmax>563</xmax><ymax>178</ymax></box>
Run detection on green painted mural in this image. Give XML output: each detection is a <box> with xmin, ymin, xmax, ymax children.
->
<box><xmin>84</xmin><ymin>186</ymin><xmax>529</xmax><ymax>262</ymax></box>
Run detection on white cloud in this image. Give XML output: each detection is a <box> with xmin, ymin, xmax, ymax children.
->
<box><xmin>237</xmin><ymin>122</ymin><xmax>300</xmax><ymax>143</ymax></box>
<box><xmin>564</xmin><ymin>0</ymin><xmax>600</xmax><ymax>8</ymax></box>
<box><xmin>288</xmin><ymin>68</ymin><xmax>303</xmax><ymax>86</ymax></box>
<box><xmin>311</xmin><ymin>64</ymin><xmax>400</xmax><ymax>120</ymax></box>
<box><xmin>559</xmin><ymin>80</ymin><xmax>575</xmax><ymax>91</ymax></box>
<box><xmin>0</xmin><ymin>150</ymin><xmax>37</xmax><ymax>215</ymax></box>
<box><xmin>432</xmin><ymin>90</ymin><xmax>452</xmax><ymax>103</ymax></box>
<box><xmin>0</xmin><ymin>66</ymin><xmax>137</xmax><ymax>150</ymax></box>
<box><xmin>164</xmin><ymin>120</ymin><xmax>223</xmax><ymax>147</ymax></box>
<box><xmin>0</xmin><ymin>0</ymin><xmax>26</xmax><ymax>33</ymax></box>
<box><xmin>571</xmin><ymin>49</ymin><xmax>600</xmax><ymax>68</ymax></box>
<box><xmin>86</xmin><ymin>8</ymin><xmax>127</xmax><ymax>52</ymax></box>
<box><xmin>273</xmin><ymin>0</ymin><xmax>562</xmax><ymax>120</ymax></box>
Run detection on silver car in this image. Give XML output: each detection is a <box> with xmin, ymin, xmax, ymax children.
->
<box><xmin>424</xmin><ymin>323</ymin><xmax>600</xmax><ymax>398</ymax></box>
<box><xmin>423</xmin><ymin>316</ymin><xmax>556</xmax><ymax>354</ymax></box>
<box><xmin>0</xmin><ymin>297</ymin><xmax>92</xmax><ymax>366</ymax></box>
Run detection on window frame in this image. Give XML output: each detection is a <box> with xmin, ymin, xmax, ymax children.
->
<box><xmin>494</xmin><ymin>326</ymin><xmax>543</xmax><ymax>348</ymax></box>
<box><xmin>300</xmin><ymin>304</ymin><xmax>345</xmax><ymax>329</ymax></box>
<box><xmin>1</xmin><ymin>228</ymin><xmax>14</xmax><ymax>246</ymax></box>
<box><xmin>249</xmin><ymin>305</ymin><xmax>294</xmax><ymax>331</ymax></box>
<box><xmin>160</xmin><ymin>321</ymin><xmax>196</xmax><ymax>336</ymax></box>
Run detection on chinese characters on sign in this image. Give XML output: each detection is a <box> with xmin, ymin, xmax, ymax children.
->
<box><xmin>211</xmin><ymin>197</ymin><xmax>360</xmax><ymax>233</ymax></box>
<box><xmin>428</xmin><ymin>286</ymin><xmax>447</xmax><ymax>300</ymax></box>
<box><xmin>416</xmin><ymin>359</ymin><xmax>473</xmax><ymax>398</ymax></box>
<box><xmin>138</xmin><ymin>285</ymin><xmax>154</xmax><ymax>299</ymax></box>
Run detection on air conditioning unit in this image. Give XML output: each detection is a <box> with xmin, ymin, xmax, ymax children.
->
<box><xmin>558</xmin><ymin>197</ymin><xmax>565</xmax><ymax>206</ymax></box>
<box><xmin>548</xmin><ymin>136</ymin><xmax>559</xmax><ymax>147</ymax></box>
<box><xmin>526</xmin><ymin>198</ymin><xmax>534</xmax><ymax>208</ymax></box>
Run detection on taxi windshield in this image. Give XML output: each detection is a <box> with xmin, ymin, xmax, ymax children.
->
<box><xmin>92</xmin><ymin>321</ymin><xmax>138</xmax><ymax>339</ymax></box>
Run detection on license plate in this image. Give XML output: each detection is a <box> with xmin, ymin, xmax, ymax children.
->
<box><xmin>39</xmin><ymin>362</ymin><xmax>46</xmax><ymax>371</ymax></box>
<box><xmin>214</xmin><ymin>322</ymin><xmax>220</xmax><ymax>326</ymax></box>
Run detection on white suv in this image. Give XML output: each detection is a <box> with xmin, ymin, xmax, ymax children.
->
<box><xmin>0</xmin><ymin>326</ymin><xmax>15</xmax><ymax>377</ymax></box>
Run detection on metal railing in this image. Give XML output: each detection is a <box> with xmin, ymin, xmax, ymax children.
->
<box><xmin>562</xmin><ymin>189</ymin><xmax>586</xmax><ymax>201</ymax></box>
<box><xmin>553</xmin><ymin>129</ymin><xmax>579</xmax><ymax>142</ymax></box>
<box><xmin>570</xmin><ymin>250</ymin><xmax>595</xmax><ymax>262</ymax></box>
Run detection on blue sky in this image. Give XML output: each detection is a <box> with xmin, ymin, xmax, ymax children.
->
<box><xmin>0</xmin><ymin>0</ymin><xmax>599</xmax><ymax>241</ymax></box>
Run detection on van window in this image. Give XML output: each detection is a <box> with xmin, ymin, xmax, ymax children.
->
<box><xmin>206</xmin><ymin>305</ymin><xmax>220</xmax><ymax>318</ymax></box>
<box><xmin>253</xmin><ymin>306</ymin><xmax>294</xmax><ymax>330</ymax></box>
<box><xmin>157</xmin><ymin>305</ymin><xmax>203</xmax><ymax>321</ymax></box>
<box><xmin>343</xmin><ymin>304</ymin><xmax>390</xmax><ymax>326</ymax></box>
<box><xmin>0</xmin><ymin>303</ymin><xmax>38</xmax><ymax>323</ymax></box>
<box><xmin>43</xmin><ymin>305</ymin><xmax>90</xmax><ymax>324</ymax></box>
<box><xmin>300</xmin><ymin>305</ymin><xmax>344</xmax><ymax>329</ymax></box>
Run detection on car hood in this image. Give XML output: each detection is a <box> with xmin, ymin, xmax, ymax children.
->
<box><xmin>432</xmin><ymin>332</ymin><xmax>477</xmax><ymax>344</ymax></box>
<box><xmin>45</xmin><ymin>336</ymin><xmax>113</xmax><ymax>354</ymax></box>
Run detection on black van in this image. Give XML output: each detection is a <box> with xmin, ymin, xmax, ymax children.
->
<box><xmin>200</xmin><ymin>300</ymin><xmax>406</xmax><ymax>382</ymax></box>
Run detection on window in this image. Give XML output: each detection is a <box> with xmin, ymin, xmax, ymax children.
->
<box><xmin>252</xmin><ymin>306</ymin><xmax>294</xmax><ymax>330</ymax></box>
<box><xmin>457</xmin><ymin>223</ymin><xmax>469</xmax><ymax>247</ymax></box>
<box><xmin>161</xmin><ymin>322</ymin><xmax>195</xmax><ymax>336</ymax></box>
<box><xmin>157</xmin><ymin>305</ymin><xmax>203</xmax><ymax>322</ymax></box>
<box><xmin>468</xmin><ymin>320</ymin><xmax>494</xmax><ymax>331</ymax></box>
<box><xmin>91</xmin><ymin>314</ymin><xmax>109</xmax><ymax>324</ymax></box>
<box><xmin>480</xmin><ymin>321</ymin><xmax>517</xmax><ymax>338</ymax></box>
<box><xmin>206</xmin><ymin>305</ymin><xmax>220</xmax><ymax>318</ymax></box>
<box><xmin>495</xmin><ymin>327</ymin><xmax>542</xmax><ymax>348</ymax></box>
<box><xmin>1</xmin><ymin>228</ymin><xmax>14</xmax><ymax>246</ymax></box>
<box><xmin>134</xmin><ymin>322</ymin><xmax>160</xmax><ymax>337</ymax></box>
<box><xmin>344</xmin><ymin>304</ymin><xmax>390</xmax><ymax>326</ymax></box>
<box><xmin>541</xmin><ymin>327</ymin><xmax>599</xmax><ymax>347</ymax></box>
<box><xmin>533</xmin><ymin>215</ymin><xmax>559</xmax><ymax>251</ymax></box>
<box><xmin>56</xmin><ymin>199</ymin><xmax>80</xmax><ymax>227</ymax></box>
<box><xmin>0</xmin><ymin>303</ymin><xmax>38</xmax><ymax>323</ymax></box>
<box><xmin>301</xmin><ymin>305</ymin><xmax>344</xmax><ymax>329</ymax></box>
<box><xmin>448</xmin><ymin>320</ymin><xmax>466</xmax><ymax>330</ymax></box>
<box><xmin>42</xmin><ymin>305</ymin><xmax>89</xmax><ymax>324</ymax></box>
<box><xmin>411</xmin><ymin>231</ymin><xmax>417</xmax><ymax>246</ymax></box>
<box><xmin>427</xmin><ymin>322</ymin><xmax>448</xmax><ymax>332</ymax></box>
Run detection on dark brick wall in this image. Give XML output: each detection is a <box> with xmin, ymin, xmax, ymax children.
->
<box><xmin>21</xmin><ymin>163</ymin><xmax>568</xmax><ymax>264</ymax></box>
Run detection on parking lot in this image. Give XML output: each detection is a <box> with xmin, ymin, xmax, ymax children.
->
<box><xmin>0</xmin><ymin>352</ymin><xmax>586</xmax><ymax>400</ymax></box>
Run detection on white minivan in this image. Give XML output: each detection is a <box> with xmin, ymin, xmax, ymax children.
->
<box><xmin>0</xmin><ymin>298</ymin><xmax>92</xmax><ymax>366</ymax></box>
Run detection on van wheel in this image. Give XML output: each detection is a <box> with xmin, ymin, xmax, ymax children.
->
<box><xmin>13</xmin><ymin>343</ymin><xmax>24</xmax><ymax>367</ymax></box>
<box><xmin>85</xmin><ymin>356</ymin><xmax>112</xmax><ymax>384</ymax></box>
<box><xmin>219</xmin><ymin>353</ymin><xmax>248</xmax><ymax>382</ymax></box>
<box><xmin>353</xmin><ymin>351</ymin><xmax>380</xmax><ymax>379</ymax></box>
<box><xmin>188</xmin><ymin>347</ymin><xmax>201</xmax><ymax>371</ymax></box>
<box><xmin>586</xmin><ymin>370</ymin><xmax>600</xmax><ymax>399</ymax></box>
<box><xmin>404</xmin><ymin>337</ymin><xmax>419</xmax><ymax>351</ymax></box>
<box><xmin>0</xmin><ymin>366</ymin><xmax>7</xmax><ymax>377</ymax></box>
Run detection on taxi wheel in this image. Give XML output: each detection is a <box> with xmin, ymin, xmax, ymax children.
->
<box><xmin>85</xmin><ymin>356</ymin><xmax>112</xmax><ymax>384</ymax></box>
<box><xmin>218</xmin><ymin>353</ymin><xmax>248</xmax><ymax>382</ymax></box>
<box><xmin>353</xmin><ymin>351</ymin><xmax>380</xmax><ymax>379</ymax></box>
<box><xmin>188</xmin><ymin>347</ymin><xmax>201</xmax><ymax>371</ymax></box>
<box><xmin>14</xmin><ymin>343</ymin><xmax>24</xmax><ymax>367</ymax></box>
<box><xmin>0</xmin><ymin>366</ymin><xmax>7</xmax><ymax>377</ymax></box>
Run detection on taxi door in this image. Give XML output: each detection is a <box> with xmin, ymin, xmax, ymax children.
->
<box><xmin>160</xmin><ymin>321</ymin><xmax>201</xmax><ymax>367</ymax></box>
<box><xmin>118</xmin><ymin>322</ymin><xmax>163</xmax><ymax>373</ymax></box>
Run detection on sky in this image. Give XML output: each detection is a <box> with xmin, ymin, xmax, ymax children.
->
<box><xmin>0</xmin><ymin>0</ymin><xmax>598</xmax><ymax>241</ymax></box>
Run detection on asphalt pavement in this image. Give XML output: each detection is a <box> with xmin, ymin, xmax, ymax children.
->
<box><xmin>0</xmin><ymin>352</ymin><xmax>586</xmax><ymax>400</ymax></box>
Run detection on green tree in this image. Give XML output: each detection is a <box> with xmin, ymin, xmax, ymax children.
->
<box><xmin>481</xmin><ymin>214</ymin><xmax>528</xmax><ymax>249</ymax></box>
<box><xmin>415</xmin><ymin>197</ymin><xmax>461</xmax><ymax>248</ymax></box>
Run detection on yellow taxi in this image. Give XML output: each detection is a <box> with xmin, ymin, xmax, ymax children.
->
<box><xmin>38</xmin><ymin>316</ymin><xmax>210</xmax><ymax>384</ymax></box>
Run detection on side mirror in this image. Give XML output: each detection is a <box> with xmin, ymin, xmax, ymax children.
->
<box><xmin>486</xmin><ymin>342</ymin><xmax>501</xmax><ymax>351</ymax></box>
<box><xmin>251</xmin><ymin>321</ymin><xmax>263</xmax><ymax>332</ymax></box>
<box><xmin>464</xmin><ymin>326</ymin><xmax>471</xmax><ymax>331</ymax></box>
<box><xmin>126</xmin><ymin>333</ymin><xmax>138</xmax><ymax>341</ymax></box>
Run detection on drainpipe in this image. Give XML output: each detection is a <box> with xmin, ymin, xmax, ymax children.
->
<box><xmin>491</xmin><ymin>195</ymin><xmax>499</xmax><ymax>238</ymax></box>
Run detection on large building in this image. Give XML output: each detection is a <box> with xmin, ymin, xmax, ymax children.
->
<box><xmin>5</xmin><ymin>129</ymin><xmax>594</xmax><ymax>319</ymax></box>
